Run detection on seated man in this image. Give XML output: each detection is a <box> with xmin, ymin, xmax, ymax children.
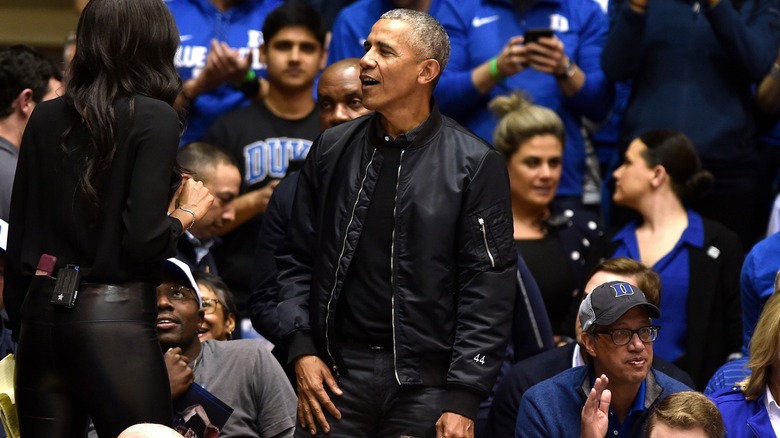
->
<box><xmin>516</xmin><ymin>280</ymin><xmax>691</xmax><ymax>437</ymax></box>
<box><xmin>486</xmin><ymin>258</ymin><xmax>693</xmax><ymax>438</ymax></box>
<box><xmin>175</xmin><ymin>142</ymin><xmax>241</xmax><ymax>275</ymax></box>
<box><xmin>157</xmin><ymin>258</ymin><xmax>296</xmax><ymax>438</ymax></box>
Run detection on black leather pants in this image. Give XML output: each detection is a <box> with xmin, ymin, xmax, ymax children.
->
<box><xmin>15</xmin><ymin>277</ymin><xmax>172</xmax><ymax>438</ymax></box>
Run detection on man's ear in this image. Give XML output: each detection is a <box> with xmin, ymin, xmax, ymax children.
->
<box><xmin>259</xmin><ymin>43</ymin><xmax>267</xmax><ymax>65</ymax></box>
<box><xmin>16</xmin><ymin>88</ymin><xmax>35</xmax><ymax>117</ymax></box>
<box><xmin>417</xmin><ymin>59</ymin><xmax>440</xmax><ymax>86</ymax></box>
<box><xmin>582</xmin><ymin>332</ymin><xmax>598</xmax><ymax>358</ymax></box>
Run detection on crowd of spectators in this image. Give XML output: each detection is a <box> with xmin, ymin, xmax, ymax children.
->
<box><xmin>2</xmin><ymin>0</ymin><xmax>780</xmax><ymax>436</ymax></box>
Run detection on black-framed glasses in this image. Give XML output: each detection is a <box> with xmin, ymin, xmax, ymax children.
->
<box><xmin>593</xmin><ymin>326</ymin><xmax>660</xmax><ymax>346</ymax></box>
<box><xmin>200</xmin><ymin>297</ymin><xmax>223</xmax><ymax>315</ymax></box>
<box><xmin>157</xmin><ymin>285</ymin><xmax>198</xmax><ymax>303</ymax></box>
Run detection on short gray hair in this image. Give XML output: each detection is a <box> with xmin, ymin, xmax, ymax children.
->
<box><xmin>380</xmin><ymin>9</ymin><xmax>450</xmax><ymax>73</ymax></box>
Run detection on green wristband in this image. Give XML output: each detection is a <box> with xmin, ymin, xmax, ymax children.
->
<box><xmin>489</xmin><ymin>57</ymin><xmax>501</xmax><ymax>79</ymax></box>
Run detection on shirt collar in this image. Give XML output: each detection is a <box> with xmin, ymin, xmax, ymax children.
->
<box><xmin>0</xmin><ymin>137</ymin><xmax>17</xmax><ymax>157</ymax></box>
<box><xmin>610</xmin><ymin>210</ymin><xmax>704</xmax><ymax>249</ymax></box>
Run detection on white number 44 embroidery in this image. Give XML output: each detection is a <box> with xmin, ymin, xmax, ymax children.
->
<box><xmin>473</xmin><ymin>354</ymin><xmax>486</xmax><ymax>365</ymax></box>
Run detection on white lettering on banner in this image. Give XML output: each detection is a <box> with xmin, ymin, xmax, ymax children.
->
<box><xmin>244</xmin><ymin>137</ymin><xmax>312</xmax><ymax>184</ymax></box>
<box><xmin>247</xmin><ymin>30</ymin><xmax>263</xmax><ymax>48</ymax></box>
<box><xmin>550</xmin><ymin>14</ymin><xmax>569</xmax><ymax>32</ymax></box>
<box><xmin>175</xmin><ymin>45</ymin><xmax>208</xmax><ymax>69</ymax></box>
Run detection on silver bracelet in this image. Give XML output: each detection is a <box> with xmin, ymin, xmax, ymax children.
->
<box><xmin>178</xmin><ymin>207</ymin><xmax>196</xmax><ymax>230</ymax></box>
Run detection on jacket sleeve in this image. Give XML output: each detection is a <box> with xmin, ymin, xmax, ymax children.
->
<box><xmin>565</xmin><ymin>3</ymin><xmax>614</xmax><ymax>122</ymax></box>
<box><xmin>276</xmin><ymin>139</ymin><xmax>321</xmax><ymax>362</ymax></box>
<box><xmin>443</xmin><ymin>149</ymin><xmax>516</xmax><ymax>419</ymax></box>
<box><xmin>249</xmin><ymin>173</ymin><xmax>299</xmax><ymax>345</ymax></box>
<box><xmin>433</xmin><ymin>2</ymin><xmax>491</xmax><ymax>121</ymax></box>
<box><xmin>704</xmin><ymin>0</ymin><xmax>780</xmax><ymax>82</ymax></box>
<box><xmin>601</xmin><ymin>3</ymin><xmax>648</xmax><ymax>82</ymax></box>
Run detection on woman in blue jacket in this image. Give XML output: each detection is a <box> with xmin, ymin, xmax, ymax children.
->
<box><xmin>710</xmin><ymin>292</ymin><xmax>780</xmax><ymax>437</ymax></box>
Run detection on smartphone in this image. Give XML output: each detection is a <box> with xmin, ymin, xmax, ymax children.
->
<box><xmin>524</xmin><ymin>28</ymin><xmax>554</xmax><ymax>44</ymax></box>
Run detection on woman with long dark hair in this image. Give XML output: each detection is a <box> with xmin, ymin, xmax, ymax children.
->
<box><xmin>3</xmin><ymin>0</ymin><xmax>213</xmax><ymax>436</ymax></box>
<box><xmin>599</xmin><ymin>129</ymin><xmax>743</xmax><ymax>390</ymax></box>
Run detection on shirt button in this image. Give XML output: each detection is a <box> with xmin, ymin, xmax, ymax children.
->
<box><xmin>571</xmin><ymin>251</ymin><xmax>580</xmax><ymax>261</ymax></box>
<box><xmin>588</xmin><ymin>221</ymin><xmax>598</xmax><ymax>230</ymax></box>
<box><xmin>613</xmin><ymin>431</ymin><xmax>619</xmax><ymax>436</ymax></box>
<box><xmin>384</xmin><ymin>135</ymin><xmax>390</xmax><ymax>141</ymax></box>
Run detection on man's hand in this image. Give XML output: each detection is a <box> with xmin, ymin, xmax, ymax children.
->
<box><xmin>435</xmin><ymin>412</ymin><xmax>474</xmax><ymax>438</ymax></box>
<box><xmin>525</xmin><ymin>35</ymin><xmax>568</xmax><ymax>76</ymax></box>
<box><xmin>195</xmin><ymin>40</ymin><xmax>252</xmax><ymax>94</ymax></box>
<box><xmin>495</xmin><ymin>36</ymin><xmax>530</xmax><ymax>78</ymax></box>
<box><xmin>295</xmin><ymin>355</ymin><xmax>343</xmax><ymax>435</ymax></box>
<box><xmin>165</xmin><ymin>347</ymin><xmax>194</xmax><ymax>399</ymax></box>
<box><xmin>581</xmin><ymin>374</ymin><xmax>611</xmax><ymax>438</ymax></box>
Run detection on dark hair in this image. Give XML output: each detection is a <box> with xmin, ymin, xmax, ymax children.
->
<box><xmin>194</xmin><ymin>272</ymin><xmax>239</xmax><ymax>322</ymax></box>
<box><xmin>0</xmin><ymin>45</ymin><xmax>61</xmax><ymax>119</ymax></box>
<box><xmin>638</xmin><ymin>129</ymin><xmax>713</xmax><ymax>205</ymax></box>
<box><xmin>63</xmin><ymin>0</ymin><xmax>182</xmax><ymax>208</ymax></box>
<box><xmin>262</xmin><ymin>2</ymin><xmax>328</xmax><ymax>48</ymax></box>
<box><xmin>177</xmin><ymin>142</ymin><xmax>238</xmax><ymax>183</ymax></box>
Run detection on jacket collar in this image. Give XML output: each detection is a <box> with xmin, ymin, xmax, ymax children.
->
<box><xmin>578</xmin><ymin>366</ymin><xmax>665</xmax><ymax>410</ymax></box>
<box><xmin>367</xmin><ymin>98</ymin><xmax>443</xmax><ymax>151</ymax></box>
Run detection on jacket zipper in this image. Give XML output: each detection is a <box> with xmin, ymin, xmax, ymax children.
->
<box><xmin>478</xmin><ymin>216</ymin><xmax>495</xmax><ymax>268</ymax></box>
<box><xmin>390</xmin><ymin>150</ymin><xmax>404</xmax><ymax>384</ymax></box>
<box><xmin>324</xmin><ymin>148</ymin><xmax>378</xmax><ymax>375</ymax></box>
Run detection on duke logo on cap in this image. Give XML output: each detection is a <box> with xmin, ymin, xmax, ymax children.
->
<box><xmin>579</xmin><ymin>281</ymin><xmax>660</xmax><ymax>332</ymax></box>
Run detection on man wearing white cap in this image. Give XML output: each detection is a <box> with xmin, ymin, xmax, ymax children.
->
<box><xmin>156</xmin><ymin>258</ymin><xmax>296</xmax><ymax>438</ymax></box>
<box><xmin>516</xmin><ymin>281</ymin><xmax>690</xmax><ymax>438</ymax></box>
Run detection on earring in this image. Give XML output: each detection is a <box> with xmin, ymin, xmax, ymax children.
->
<box><xmin>226</xmin><ymin>330</ymin><xmax>233</xmax><ymax>341</ymax></box>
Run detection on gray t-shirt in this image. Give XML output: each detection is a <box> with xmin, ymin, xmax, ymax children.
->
<box><xmin>0</xmin><ymin>136</ymin><xmax>18</xmax><ymax>222</ymax></box>
<box><xmin>194</xmin><ymin>339</ymin><xmax>296</xmax><ymax>438</ymax></box>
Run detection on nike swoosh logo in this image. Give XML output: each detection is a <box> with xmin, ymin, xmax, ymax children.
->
<box><xmin>180</xmin><ymin>35</ymin><xmax>193</xmax><ymax>42</ymax></box>
<box><xmin>472</xmin><ymin>15</ymin><xmax>500</xmax><ymax>28</ymax></box>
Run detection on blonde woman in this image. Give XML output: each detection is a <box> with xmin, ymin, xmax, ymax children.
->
<box><xmin>491</xmin><ymin>92</ymin><xmax>601</xmax><ymax>341</ymax></box>
<box><xmin>711</xmin><ymin>292</ymin><xmax>780</xmax><ymax>437</ymax></box>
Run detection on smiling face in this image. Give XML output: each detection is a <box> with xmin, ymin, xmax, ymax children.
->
<box><xmin>261</xmin><ymin>25</ymin><xmax>326</xmax><ymax>93</ymax></box>
<box><xmin>196</xmin><ymin>282</ymin><xmax>235</xmax><ymax>342</ymax></box>
<box><xmin>359</xmin><ymin>19</ymin><xmax>427</xmax><ymax>115</ymax></box>
<box><xmin>583</xmin><ymin>307</ymin><xmax>654</xmax><ymax>388</ymax></box>
<box><xmin>156</xmin><ymin>281</ymin><xmax>203</xmax><ymax>354</ymax></box>
<box><xmin>613</xmin><ymin>139</ymin><xmax>656</xmax><ymax>209</ymax></box>
<box><xmin>507</xmin><ymin>134</ymin><xmax>563</xmax><ymax>210</ymax></box>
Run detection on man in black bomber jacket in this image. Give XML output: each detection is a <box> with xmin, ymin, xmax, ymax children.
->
<box><xmin>276</xmin><ymin>9</ymin><xmax>516</xmax><ymax>438</ymax></box>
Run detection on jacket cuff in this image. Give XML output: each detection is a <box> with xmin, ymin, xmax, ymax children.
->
<box><xmin>441</xmin><ymin>386</ymin><xmax>484</xmax><ymax>421</ymax></box>
<box><xmin>286</xmin><ymin>331</ymin><xmax>318</xmax><ymax>365</ymax></box>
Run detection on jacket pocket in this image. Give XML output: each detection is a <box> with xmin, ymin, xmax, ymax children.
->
<box><xmin>469</xmin><ymin>203</ymin><xmax>513</xmax><ymax>271</ymax></box>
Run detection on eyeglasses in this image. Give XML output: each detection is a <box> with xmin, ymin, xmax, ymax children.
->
<box><xmin>593</xmin><ymin>326</ymin><xmax>660</xmax><ymax>346</ymax></box>
<box><xmin>157</xmin><ymin>285</ymin><xmax>198</xmax><ymax>303</ymax></box>
<box><xmin>200</xmin><ymin>297</ymin><xmax>223</xmax><ymax>315</ymax></box>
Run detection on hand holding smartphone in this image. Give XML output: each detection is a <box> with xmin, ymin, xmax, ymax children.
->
<box><xmin>523</xmin><ymin>28</ymin><xmax>554</xmax><ymax>45</ymax></box>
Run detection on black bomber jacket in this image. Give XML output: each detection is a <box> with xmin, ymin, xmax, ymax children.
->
<box><xmin>277</xmin><ymin>103</ymin><xmax>516</xmax><ymax>419</ymax></box>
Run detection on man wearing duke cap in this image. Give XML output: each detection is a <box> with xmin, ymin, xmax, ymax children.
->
<box><xmin>517</xmin><ymin>281</ymin><xmax>690</xmax><ymax>438</ymax></box>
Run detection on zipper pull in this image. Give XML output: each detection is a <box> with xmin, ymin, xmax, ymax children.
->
<box><xmin>332</xmin><ymin>365</ymin><xmax>340</xmax><ymax>378</ymax></box>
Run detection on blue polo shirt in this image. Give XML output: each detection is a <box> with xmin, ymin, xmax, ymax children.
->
<box><xmin>610</xmin><ymin>379</ymin><xmax>647</xmax><ymax>437</ymax></box>
<box><xmin>611</xmin><ymin>210</ymin><xmax>705</xmax><ymax>364</ymax></box>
